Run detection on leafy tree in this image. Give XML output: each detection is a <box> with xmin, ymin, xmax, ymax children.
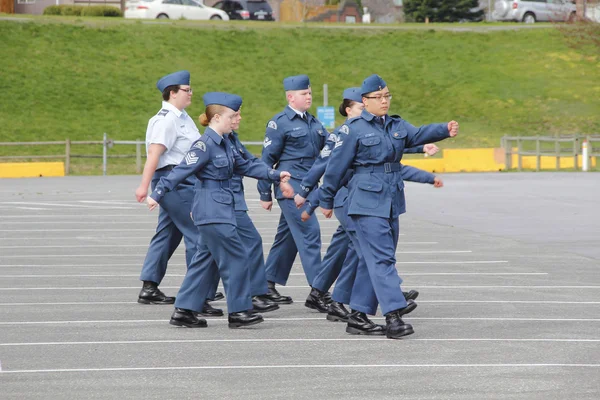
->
<box><xmin>404</xmin><ymin>0</ymin><xmax>483</xmax><ymax>22</ymax></box>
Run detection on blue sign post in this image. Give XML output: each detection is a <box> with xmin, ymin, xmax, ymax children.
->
<box><xmin>317</xmin><ymin>106</ymin><xmax>336</xmax><ymax>130</ymax></box>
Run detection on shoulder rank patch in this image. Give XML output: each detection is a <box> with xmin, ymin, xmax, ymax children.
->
<box><xmin>194</xmin><ymin>141</ymin><xmax>206</xmax><ymax>152</ymax></box>
<box><xmin>328</xmin><ymin>133</ymin><xmax>337</xmax><ymax>142</ymax></box>
<box><xmin>339</xmin><ymin>125</ymin><xmax>349</xmax><ymax>134</ymax></box>
<box><xmin>320</xmin><ymin>145</ymin><xmax>332</xmax><ymax>158</ymax></box>
<box><xmin>267</xmin><ymin>121</ymin><xmax>277</xmax><ymax>130</ymax></box>
<box><xmin>185</xmin><ymin>151</ymin><xmax>199</xmax><ymax>165</ymax></box>
<box><xmin>263</xmin><ymin>137</ymin><xmax>272</xmax><ymax>148</ymax></box>
<box><xmin>157</xmin><ymin>109</ymin><xmax>169</xmax><ymax>117</ymax></box>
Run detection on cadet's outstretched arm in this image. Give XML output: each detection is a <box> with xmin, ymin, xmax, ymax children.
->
<box><xmin>400</xmin><ymin>164</ymin><xmax>435</xmax><ymax>184</ymax></box>
<box><xmin>319</xmin><ymin>129</ymin><xmax>357</xmax><ymax>211</ymax></box>
<box><xmin>257</xmin><ymin>123</ymin><xmax>285</xmax><ymax>202</ymax></box>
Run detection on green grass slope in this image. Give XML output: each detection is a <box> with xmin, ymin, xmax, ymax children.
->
<box><xmin>0</xmin><ymin>18</ymin><xmax>598</xmax><ymax>159</ymax></box>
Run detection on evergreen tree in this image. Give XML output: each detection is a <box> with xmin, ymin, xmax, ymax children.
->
<box><xmin>404</xmin><ymin>0</ymin><xmax>483</xmax><ymax>22</ymax></box>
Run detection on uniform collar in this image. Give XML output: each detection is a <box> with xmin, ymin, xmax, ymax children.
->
<box><xmin>204</xmin><ymin>127</ymin><xmax>223</xmax><ymax>144</ymax></box>
<box><xmin>161</xmin><ymin>101</ymin><xmax>184</xmax><ymax>118</ymax></box>
<box><xmin>361</xmin><ymin>110</ymin><xmax>387</xmax><ymax>122</ymax></box>
<box><xmin>285</xmin><ymin>105</ymin><xmax>308</xmax><ymax>120</ymax></box>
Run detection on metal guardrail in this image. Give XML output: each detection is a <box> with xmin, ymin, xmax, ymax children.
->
<box><xmin>0</xmin><ymin>134</ymin><xmax>264</xmax><ymax>175</ymax></box>
<box><xmin>501</xmin><ymin>135</ymin><xmax>600</xmax><ymax>171</ymax></box>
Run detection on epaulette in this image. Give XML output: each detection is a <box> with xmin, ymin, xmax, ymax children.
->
<box><xmin>389</xmin><ymin>114</ymin><xmax>402</xmax><ymax>120</ymax></box>
<box><xmin>157</xmin><ymin>109</ymin><xmax>169</xmax><ymax>117</ymax></box>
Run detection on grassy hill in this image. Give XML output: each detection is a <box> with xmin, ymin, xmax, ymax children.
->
<box><xmin>0</xmin><ymin>17</ymin><xmax>598</xmax><ymax>173</ymax></box>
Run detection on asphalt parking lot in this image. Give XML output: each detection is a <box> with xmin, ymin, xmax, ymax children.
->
<box><xmin>0</xmin><ymin>172</ymin><xmax>598</xmax><ymax>399</ymax></box>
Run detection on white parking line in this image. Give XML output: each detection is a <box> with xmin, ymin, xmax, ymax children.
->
<box><xmin>3</xmin><ymin>363</ymin><xmax>599</xmax><ymax>374</ymax></box>
<box><xmin>1</xmin><ymin>337</ymin><xmax>600</xmax><ymax>347</ymax></box>
<box><xmin>0</xmin><ymin>317</ymin><xmax>599</xmax><ymax>325</ymax></box>
<box><xmin>0</xmin><ymin>272</ymin><xmax>547</xmax><ymax>278</ymax></box>
<box><xmin>2</xmin><ymin>300</ymin><xmax>598</xmax><ymax>306</ymax></box>
<box><xmin>0</xmin><ymin>229</ymin><xmax>154</xmax><ymax>232</ymax></box>
<box><xmin>0</xmin><ymin>202</ymin><xmax>134</xmax><ymax>209</ymax></box>
<box><xmin>2</xmin><ymin>285</ymin><xmax>599</xmax><ymax>290</ymax></box>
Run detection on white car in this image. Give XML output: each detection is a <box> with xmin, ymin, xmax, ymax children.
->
<box><xmin>125</xmin><ymin>0</ymin><xmax>229</xmax><ymax>20</ymax></box>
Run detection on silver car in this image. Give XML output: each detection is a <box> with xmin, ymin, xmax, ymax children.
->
<box><xmin>492</xmin><ymin>0</ymin><xmax>576</xmax><ymax>23</ymax></box>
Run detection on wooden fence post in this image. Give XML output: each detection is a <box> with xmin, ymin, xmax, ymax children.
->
<box><xmin>65</xmin><ymin>139</ymin><xmax>71</xmax><ymax>175</ymax></box>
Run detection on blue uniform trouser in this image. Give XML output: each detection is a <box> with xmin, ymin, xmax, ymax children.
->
<box><xmin>205</xmin><ymin>210</ymin><xmax>268</xmax><ymax>299</ymax></box>
<box><xmin>175</xmin><ymin>223</ymin><xmax>253</xmax><ymax>314</ymax></box>
<box><xmin>311</xmin><ymin>206</ymin><xmax>349</xmax><ymax>293</ymax></box>
<box><xmin>347</xmin><ymin>215</ymin><xmax>408</xmax><ymax>316</ymax></box>
<box><xmin>329</xmin><ymin>205</ymin><xmax>360</xmax><ymax>305</ymax></box>
<box><xmin>264</xmin><ymin>198</ymin><xmax>321</xmax><ymax>286</ymax></box>
<box><xmin>139</xmin><ymin>173</ymin><xmax>196</xmax><ymax>284</ymax></box>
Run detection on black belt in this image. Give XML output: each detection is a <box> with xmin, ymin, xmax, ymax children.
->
<box><xmin>354</xmin><ymin>163</ymin><xmax>401</xmax><ymax>174</ymax></box>
<box><xmin>197</xmin><ymin>180</ymin><xmax>231</xmax><ymax>189</ymax></box>
<box><xmin>156</xmin><ymin>165</ymin><xmax>176</xmax><ymax>172</ymax></box>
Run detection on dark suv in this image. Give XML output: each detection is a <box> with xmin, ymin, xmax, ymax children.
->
<box><xmin>212</xmin><ymin>0</ymin><xmax>274</xmax><ymax>20</ymax></box>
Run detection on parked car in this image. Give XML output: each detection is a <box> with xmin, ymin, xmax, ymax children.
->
<box><xmin>211</xmin><ymin>0</ymin><xmax>274</xmax><ymax>21</ymax></box>
<box><xmin>125</xmin><ymin>0</ymin><xmax>229</xmax><ymax>20</ymax></box>
<box><xmin>492</xmin><ymin>0</ymin><xmax>576</xmax><ymax>23</ymax></box>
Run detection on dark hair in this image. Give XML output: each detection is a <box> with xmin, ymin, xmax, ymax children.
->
<box><xmin>199</xmin><ymin>104</ymin><xmax>229</xmax><ymax>127</ymax></box>
<box><xmin>338</xmin><ymin>99</ymin><xmax>358</xmax><ymax>117</ymax></box>
<box><xmin>162</xmin><ymin>85</ymin><xmax>180</xmax><ymax>101</ymax></box>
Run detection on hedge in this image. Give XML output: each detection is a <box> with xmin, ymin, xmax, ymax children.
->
<box><xmin>43</xmin><ymin>5</ymin><xmax>123</xmax><ymax>17</ymax></box>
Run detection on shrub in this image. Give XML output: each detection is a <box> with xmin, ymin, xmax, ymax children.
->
<box><xmin>43</xmin><ymin>5</ymin><xmax>123</xmax><ymax>17</ymax></box>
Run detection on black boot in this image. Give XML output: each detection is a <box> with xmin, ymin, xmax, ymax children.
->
<box><xmin>228</xmin><ymin>311</ymin><xmax>264</xmax><ymax>328</ymax></box>
<box><xmin>398</xmin><ymin>299</ymin><xmax>418</xmax><ymax>316</ymax></box>
<box><xmin>345</xmin><ymin>310</ymin><xmax>386</xmax><ymax>336</ymax></box>
<box><xmin>305</xmin><ymin>287</ymin><xmax>330</xmax><ymax>313</ymax></box>
<box><xmin>170</xmin><ymin>308</ymin><xmax>207</xmax><ymax>328</ymax></box>
<box><xmin>195</xmin><ymin>300</ymin><xmax>224</xmax><ymax>317</ymax></box>
<box><xmin>385</xmin><ymin>310</ymin><xmax>414</xmax><ymax>339</ymax></box>
<box><xmin>326</xmin><ymin>301</ymin><xmax>350</xmax><ymax>322</ymax></box>
<box><xmin>251</xmin><ymin>296</ymin><xmax>280</xmax><ymax>313</ymax></box>
<box><xmin>138</xmin><ymin>281</ymin><xmax>175</xmax><ymax>305</ymax></box>
<box><xmin>256</xmin><ymin>281</ymin><xmax>293</xmax><ymax>304</ymax></box>
<box><xmin>403</xmin><ymin>290</ymin><xmax>419</xmax><ymax>301</ymax></box>
<box><xmin>208</xmin><ymin>292</ymin><xmax>225</xmax><ymax>302</ymax></box>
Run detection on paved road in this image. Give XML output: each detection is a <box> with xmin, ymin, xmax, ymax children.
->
<box><xmin>0</xmin><ymin>173</ymin><xmax>598</xmax><ymax>399</ymax></box>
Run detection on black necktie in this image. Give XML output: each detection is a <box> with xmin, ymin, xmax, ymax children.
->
<box><xmin>300</xmin><ymin>113</ymin><xmax>307</xmax><ymax>122</ymax></box>
<box><xmin>376</xmin><ymin>116</ymin><xmax>384</xmax><ymax>128</ymax></box>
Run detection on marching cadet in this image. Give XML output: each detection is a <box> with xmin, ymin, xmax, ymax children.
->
<box><xmin>296</xmin><ymin>87</ymin><xmax>441</xmax><ymax>319</ymax></box>
<box><xmin>147</xmin><ymin>92</ymin><xmax>292</xmax><ymax>329</ymax></box>
<box><xmin>256</xmin><ymin>75</ymin><xmax>329</xmax><ymax>305</ymax></box>
<box><xmin>134</xmin><ymin>70</ymin><xmax>199</xmax><ymax>306</ymax></box>
<box><xmin>204</xmin><ymin>100</ymin><xmax>283</xmax><ymax>313</ymax></box>
<box><xmin>319</xmin><ymin>74</ymin><xmax>459</xmax><ymax>339</ymax></box>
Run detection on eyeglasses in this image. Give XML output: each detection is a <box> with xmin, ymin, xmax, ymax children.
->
<box><xmin>179</xmin><ymin>87</ymin><xmax>193</xmax><ymax>94</ymax></box>
<box><xmin>364</xmin><ymin>94</ymin><xmax>392</xmax><ymax>102</ymax></box>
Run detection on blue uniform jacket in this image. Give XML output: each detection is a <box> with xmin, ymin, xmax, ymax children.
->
<box><xmin>151</xmin><ymin>128</ymin><xmax>281</xmax><ymax>226</ymax></box>
<box><xmin>258</xmin><ymin>106</ymin><xmax>328</xmax><ymax>201</ymax></box>
<box><xmin>225</xmin><ymin>131</ymin><xmax>257</xmax><ymax>212</ymax></box>
<box><xmin>306</xmin><ymin>164</ymin><xmax>435</xmax><ymax>216</ymax></box>
<box><xmin>319</xmin><ymin>110</ymin><xmax>449</xmax><ymax>219</ymax></box>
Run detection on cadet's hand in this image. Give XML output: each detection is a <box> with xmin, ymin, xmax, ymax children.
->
<box><xmin>261</xmin><ymin>200</ymin><xmax>273</xmax><ymax>211</ymax></box>
<box><xmin>294</xmin><ymin>194</ymin><xmax>306</xmax><ymax>209</ymax></box>
<box><xmin>433</xmin><ymin>177</ymin><xmax>444</xmax><ymax>188</ymax></box>
<box><xmin>423</xmin><ymin>144</ymin><xmax>439</xmax><ymax>156</ymax></box>
<box><xmin>280</xmin><ymin>182</ymin><xmax>294</xmax><ymax>199</ymax></box>
<box><xmin>147</xmin><ymin>197</ymin><xmax>159</xmax><ymax>211</ymax></box>
<box><xmin>301</xmin><ymin>210</ymin><xmax>311</xmax><ymax>222</ymax></box>
<box><xmin>135</xmin><ymin>186</ymin><xmax>148</xmax><ymax>203</ymax></box>
<box><xmin>279</xmin><ymin>171</ymin><xmax>291</xmax><ymax>183</ymax></box>
<box><xmin>321</xmin><ymin>207</ymin><xmax>333</xmax><ymax>219</ymax></box>
<box><xmin>447</xmin><ymin>121</ymin><xmax>459</xmax><ymax>137</ymax></box>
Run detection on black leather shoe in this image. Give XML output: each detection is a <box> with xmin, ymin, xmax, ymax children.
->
<box><xmin>385</xmin><ymin>310</ymin><xmax>414</xmax><ymax>339</ymax></box>
<box><xmin>326</xmin><ymin>301</ymin><xmax>350</xmax><ymax>322</ymax></box>
<box><xmin>305</xmin><ymin>287</ymin><xmax>330</xmax><ymax>313</ymax></box>
<box><xmin>397</xmin><ymin>299</ymin><xmax>417</xmax><ymax>316</ymax></box>
<box><xmin>228</xmin><ymin>311</ymin><xmax>264</xmax><ymax>328</ymax></box>
<box><xmin>194</xmin><ymin>301</ymin><xmax>223</xmax><ymax>317</ymax></box>
<box><xmin>257</xmin><ymin>281</ymin><xmax>293</xmax><ymax>304</ymax></box>
<box><xmin>345</xmin><ymin>310</ymin><xmax>386</xmax><ymax>335</ymax></box>
<box><xmin>251</xmin><ymin>296</ymin><xmax>280</xmax><ymax>313</ymax></box>
<box><xmin>323</xmin><ymin>291</ymin><xmax>333</xmax><ymax>304</ymax></box>
<box><xmin>170</xmin><ymin>308</ymin><xmax>207</xmax><ymax>328</ymax></box>
<box><xmin>138</xmin><ymin>281</ymin><xmax>175</xmax><ymax>305</ymax></box>
<box><xmin>208</xmin><ymin>292</ymin><xmax>224</xmax><ymax>302</ymax></box>
<box><xmin>403</xmin><ymin>290</ymin><xmax>419</xmax><ymax>301</ymax></box>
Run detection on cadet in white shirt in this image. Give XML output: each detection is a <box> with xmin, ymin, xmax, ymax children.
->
<box><xmin>135</xmin><ymin>70</ymin><xmax>219</xmax><ymax>312</ymax></box>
